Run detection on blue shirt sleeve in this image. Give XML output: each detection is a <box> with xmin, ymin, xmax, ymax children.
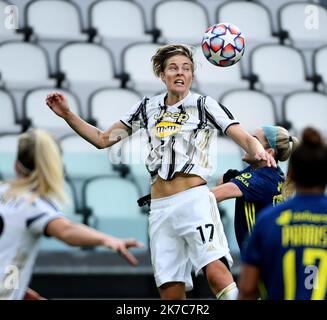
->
<box><xmin>231</xmin><ymin>170</ymin><xmax>267</xmax><ymax>202</ymax></box>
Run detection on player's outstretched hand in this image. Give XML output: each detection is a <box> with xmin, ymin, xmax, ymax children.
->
<box><xmin>46</xmin><ymin>91</ymin><xmax>70</xmax><ymax>119</ymax></box>
<box><xmin>104</xmin><ymin>237</ymin><xmax>144</xmax><ymax>266</ymax></box>
<box><xmin>254</xmin><ymin>151</ymin><xmax>277</xmax><ymax>168</ymax></box>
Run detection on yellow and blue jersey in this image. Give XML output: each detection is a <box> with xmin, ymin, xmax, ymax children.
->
<box><xmin>231</xmin><ymin>166</ymin><xmax>285</xmax><ymax>252</ymax></box>
<box><xmin>243</xmin><ymin>194</ymin><xmax>327</xmax><ymax>300</ymax></box>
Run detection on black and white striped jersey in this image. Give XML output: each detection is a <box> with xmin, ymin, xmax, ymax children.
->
<box><xmin>121</xmin><ymin>91</ymin><xmax>239</xmax><ymax>184</ymax></box>
<box><xmin>0</xmin><ymin>183</ymin><xmax>63</xmax><ymax>300</ymax></box>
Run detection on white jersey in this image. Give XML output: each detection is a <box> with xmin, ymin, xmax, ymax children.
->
<box><xmin>0</xmin><ymin>183</ymin><xmax>62</xmax><ymax>300</ymax></box>
<box><xmin>121</xmin><ymin>91</ymin><xmax>239</xmax><ymax>184</ymax></box>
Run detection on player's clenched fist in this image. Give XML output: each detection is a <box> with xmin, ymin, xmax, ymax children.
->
<box><xmin>46</xmin><ymin>91</ymin><xmax>70</xmax><ymax>118</ymax></box>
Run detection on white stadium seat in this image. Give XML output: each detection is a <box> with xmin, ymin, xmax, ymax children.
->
<box><xmin>0</xmin><ymin>134</ymin><xmax>19</xmax><ymax>179</ymax></box>
<box><xmin>255</xmin><ymin>0</ymin><xmax>312</xmax><ymax>31</ymax></box>
<box><xmin>250</xmin><ymin>44</ymin><xmax>312</xmax><ymax>95</ymax></box>
<box><xmin>89</xmin><ymin>88</ymin><xmax>142</xmax><ymax>129</ymax></box>
<box><xmin>0</xmin><ymin>42</ymin><xmax>54</xmax><ymax>88</ymax></box>
<box><xmin>58</xmin><ymin>42</ymin><xmax>120</xmax><ymax>114</ymax></box>
<box><xmin>217</xmin><ymin>1</ymin><xmax>278</xmax><ymax>75</ymax></box>
<box><xmin>154</xmin><ymin>0</ymin><xmax>209</xmax><ymax>45</ymax></box>
<box><xmin>27</xmin><ymin>0</ymin><xmax>86</xmax><ymax>41</ymax></box>
<box><xmin>60</xmin><ymin>133</ymin><xmax>115</xmax><ymax>180</ymax></box>
<box><xmin>0</xmin><ymin>1</ymin><xmax>24</xmax><ymax>42</ymax></box>
<box><xmin>0</xmin><ymin>41</ymin><xmax>55</xmax><ymax>118</ymax></box>
<box><xmin>220</xmin><ymin>89</ymin><xmax>277</xmax><ymax>133</ymax></box>
<box><xmin>84</xmin><ymin>176</ymin><xmax>148</xmax><ymax>247</ymax></box>
<box><xmin>193</xmin><ymin>45</ymin><xmax>248</xmax><ymax>98</ymax></box>
<box><xmin>123</xmin><ymin>42</ymin><xmax>165</xmax><ymax>96</ymax></box>
<box><xmin>314</xmin><ymin>45</ymin><xmax>327</xmax><ymax>92</ymax></box>
<box><xmin>90</xmin><ymin>0</ymin><xmax>152</xmax><ymax>73</ymax></box>
<box><xmin>26</xmin><ymin>0</ymin><xmax>88</xmax><ymax>72</ymax></box>
<box><xmin>23</xmin><ymin>88</ymin><xmax>81</xmax><ymax>138</ymax></box>
<box><xmin>279</xmin><ymin>3</ymin><xmax>327</xmax><ymax>50</ymax></box>
<box><xmin>283</xmin><ymin>91</ymin><xmax>327</xmax><ymax>138</ymax></box>
<box><xmin>0</xmin><ymin>89</ymin><xmax>21</xmax><ymax>134</ymax></box>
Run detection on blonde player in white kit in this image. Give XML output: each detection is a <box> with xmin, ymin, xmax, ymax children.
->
<box><xmin>46</xmin><ymin>44</ymin><xmax>276</xmax><ymax>300</ymax></box>
<box><xmin>0</xmin><ymin>129</ymin><xmax>142</xmax><ymax>300</ymax></box>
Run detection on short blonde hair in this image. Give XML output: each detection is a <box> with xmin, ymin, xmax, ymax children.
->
<box><xmin>151</xmin><ymin>44</ymin><xmax>194</xmax><ymax>77</ymax></box>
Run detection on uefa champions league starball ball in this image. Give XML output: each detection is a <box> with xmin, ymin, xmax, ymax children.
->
<box><xmin>202</xmin><ymin>22</ymin><xmax>245</xmax><ymax>67</ymax></box>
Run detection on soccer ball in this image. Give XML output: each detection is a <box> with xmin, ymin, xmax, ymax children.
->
<box><xmin>202</xmin><ymin>22</ymin><xmax>245</xmax><ymax>67</ymax></box>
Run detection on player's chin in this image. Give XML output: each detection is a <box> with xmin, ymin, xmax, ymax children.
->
<box><xmin>170</xmin><ymin>86</ymin><xmax>189</xmax><ymax>95</ymax></box>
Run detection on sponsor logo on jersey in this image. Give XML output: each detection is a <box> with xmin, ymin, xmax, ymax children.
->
<box><xmin>153</xmin><ymin>110</ymin><xmax>189</xmax><ymax>124</ymax></box>
<box><xmin>235</xmin><ymin>175</ymin><xmax>250</xmax><ymax>187</ymax></box>
<box><xmin>154</xmin><ymin>121</ymin><xmax>181</xmax><ymax>138</ymax></box>
<box><xmin>277</xmin><ymin>210</ymin><xmax>327</xmax><ymax>247</ymax></box>
<box><xmin>241</xmin><ymin>173</ymin><xmax>252</xmax><ymax>179</ymax></box>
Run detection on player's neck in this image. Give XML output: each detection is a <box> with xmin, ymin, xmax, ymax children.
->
<box><xmin>251</xmin><ymin>160</ymin><xmax>268</xmax><ymax>170</ymax></box>
<box><xmin>165</xmin><ymin>91</ymin><xmax>189</xmax><ymax>106</ymax></box>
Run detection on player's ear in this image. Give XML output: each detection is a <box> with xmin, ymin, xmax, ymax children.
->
<box><xmin>159</xmin><ymin>72</ymin><xmax>165</xmax><ymax>83</ymax></box>
<box><xmin>14</xmin><ymin>160</ymin><xmax>25</xmax><ymax>177</ymax></box>
<box><xmin>267</xmin><ymin>148</ymin><xmax>275</xmax><ymax>157</ymax></box>
<box><xmin>14</xmin><ymin>160</ymin><xmax>20</xmax><ymax>175</ymax></box>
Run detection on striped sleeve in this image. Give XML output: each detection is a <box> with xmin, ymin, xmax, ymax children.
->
<box><xmin>120</xmin><ymin>98</ymin><xmax>146</xmax><ymax>130</ymax></box>
<box><xmin>204</xmin><ymin>96</ymin><xmax>239</xmax><ymax>134</ymax></box>
<box><xmin>27</xmin><ymin>200</ymin><xmax>64</xmax><ymax>236</ymax></box>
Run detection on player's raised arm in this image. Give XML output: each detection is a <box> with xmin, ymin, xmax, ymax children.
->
<box><xmin>46</xmin><ymin>91</ymin><xmax>131</xmax><ymax>149</ymax></box>
<box><xmin>45</xmin><ymin>217</ymin><xmax>143</xmax><ymax>266</ymax></box>
<box><xmin>226</xmin><ymin>124</ymin><xmax>277</xmax><ymax>168</ymax></box>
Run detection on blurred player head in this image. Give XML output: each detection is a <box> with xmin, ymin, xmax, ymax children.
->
<box><xmin>7</xmin><ymin>129</ymin><xmax>67</xmax><ymax>204</ymax></box>
<box><xmin>289</xmin><ymin>127</ymin><xmax>327</xmax><ymax>190</ymax></box>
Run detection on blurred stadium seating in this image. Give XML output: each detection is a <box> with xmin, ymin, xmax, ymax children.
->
<box><xmin>0</xmin><ymin>0</ymin><xmax>326</xmax><ymax>298</ymax></box>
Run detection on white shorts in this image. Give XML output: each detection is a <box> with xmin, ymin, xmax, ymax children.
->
<box><xmin>149</xmin><ymin>185</ymin><xmax>233</xmax><ymax>291</ymax></box>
